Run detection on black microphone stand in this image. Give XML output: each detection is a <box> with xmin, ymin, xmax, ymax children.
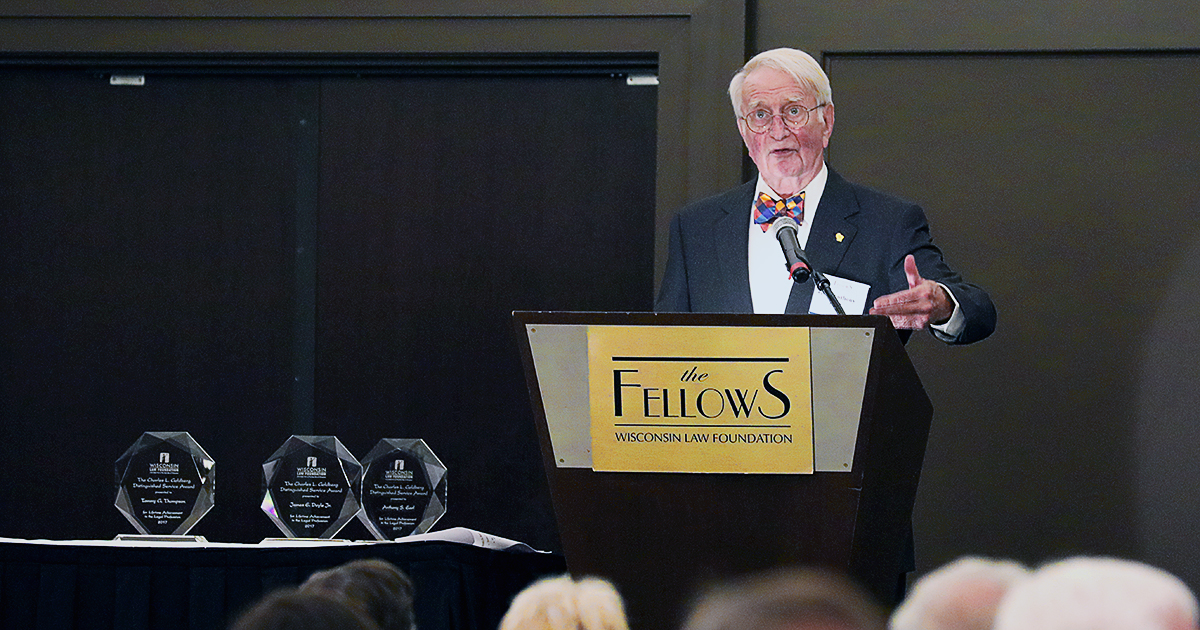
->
<box><xmin>772</xmin><ymin>216</ymin><xmax>846</xmax><ymax>315</ymax></box>
<box><xmin>810</xmin><ymin>268</ymin><xmax>846</xmax><ymax>315</ymax></box>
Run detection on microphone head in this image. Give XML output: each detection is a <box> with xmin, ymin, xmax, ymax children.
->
<box><xmin>768</xmin><ymin>216</ymin><xmax>811</xmax><ymax>283</ymax></box>
<box><xmin>769</xmin><ymin>216</ymin><xmax>801</xmax><ymax>237</ymax></box>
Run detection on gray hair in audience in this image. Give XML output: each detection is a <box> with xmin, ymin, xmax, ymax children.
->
<box><xmin>993</xmin><ymin>556</ymin><xmax>1199</xmax><ymax>630</ymax></box>
<box><xmin>683</xmin><ymin>567</ymin><xmax>886</xmax><ymax>630</ymax></box>
<box><xmin>889</xmin><ymin>556</ymin><xmax>1029</xmax><ymax>630</ymax></box>
<box><xmin>498</xmin><ymin>574</ymin><xmax>629</xmax><ymax>630</ymax></box>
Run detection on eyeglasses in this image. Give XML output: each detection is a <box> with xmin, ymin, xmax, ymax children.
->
<box><xmin>740</xmin><ymin>103</ymin><xmax>826</xmax><ymax>133</ymax></box>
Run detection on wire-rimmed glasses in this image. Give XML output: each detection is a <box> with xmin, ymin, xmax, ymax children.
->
<box><xmin>740</xmin><ymin>103</ymin><xmax>826</xmax><ymax>133</ymax></box>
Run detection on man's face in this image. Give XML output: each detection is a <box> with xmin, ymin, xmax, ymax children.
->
<box><xmin>737</xmin><ymin>66</ymin><xmax>834</xmax><ymax>195</ymax></box>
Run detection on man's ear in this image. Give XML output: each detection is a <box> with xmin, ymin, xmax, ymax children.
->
<box><xmin>821</xmin><ymin>103</ymin><xmax>835</xmax><ymax>147</ymax></box>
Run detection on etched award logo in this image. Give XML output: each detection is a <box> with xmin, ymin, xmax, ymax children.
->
<box><xmin>296</xmin><ymin>456</ymin><xmax>326</xmax><ymax>478</ymax></box>
<box><xmin>149</xmin><ymin>451</ymin><xmax>179</xmax><ymax>473</ymax></box>
<box><xmin>385</xmin><ymin>458</ymin><xmax>414</xmax><ymax>480</ymax></box>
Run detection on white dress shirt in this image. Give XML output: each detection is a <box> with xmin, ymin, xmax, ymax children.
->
<box><xmin>748</xmin><ymin>165</ymin><xmax>827</xmax><ymax>314</ymax></box>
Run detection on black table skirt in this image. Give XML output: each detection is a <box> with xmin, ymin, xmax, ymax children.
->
<box><xmin>0</xmin><ymin>539</ymin><xmax>566</xmax><ymax>630</ymax></box>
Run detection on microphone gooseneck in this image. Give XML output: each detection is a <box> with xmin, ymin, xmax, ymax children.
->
<box><xmin>769</xmin><ymin>216</ymin><xmax>811</xmax><ymax>283</ymax></box>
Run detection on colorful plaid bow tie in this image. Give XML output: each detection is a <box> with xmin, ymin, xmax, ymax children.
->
<box><xmin>753</xmin><ymin>191</ymin><xmax>805</xmax><ymax>232</ymax></box>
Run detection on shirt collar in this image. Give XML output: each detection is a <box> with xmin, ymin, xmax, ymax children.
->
<box><xmin>752</xmin><ymin>163</ymin><xmax>828</xmax><ymax>225</ymax></box>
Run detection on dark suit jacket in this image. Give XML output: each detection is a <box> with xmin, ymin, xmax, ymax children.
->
<box><xmin>654</xmin><ymin>168</ymin><xmax>996</xmax><ymax>344</ymax></box>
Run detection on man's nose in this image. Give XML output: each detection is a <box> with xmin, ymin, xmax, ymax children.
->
<box><xmin>767</xmin><ymin>115</ymin><xmax>790</xmax><ymax>139</ymax></box>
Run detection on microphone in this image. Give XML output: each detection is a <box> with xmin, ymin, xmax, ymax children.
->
<box><xmin>770</xmin><ymin>217</ymin><xmax>847</xmax><ymax>315</ymax></box>
<box><xmin>769</xmin><ymin>216</ymin><xmax>811</xmax><ymax>283</ymax></box>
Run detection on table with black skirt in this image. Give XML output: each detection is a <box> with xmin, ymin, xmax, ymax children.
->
<box><xmin>0</xmin><ymin>528</ymin><xmax>566</xmax><ymax>630</ymax></box>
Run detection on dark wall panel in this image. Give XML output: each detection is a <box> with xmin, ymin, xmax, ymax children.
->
<box><xmin>0</xmin><ymin>68</ymin><xmax>657</xmax><ymax>550</ymax></box>
<box><xmin>314</xmin><ymin>74</ymin><xmax>658</xmax><ymax>549</ymax></box>
<box><xmin>827</xmin><ymin>52</ymin><xmax>1200</xmax><ymax>586</ymax></box>
<box><xmin>0</xmin><ymin>72</ymin><xmax>301</xmax><ymax>541</ymax></box>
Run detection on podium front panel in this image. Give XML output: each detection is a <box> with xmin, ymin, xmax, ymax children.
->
<box><xmin>525</xmin><ymin>323</ymin><xmax>592</xmax><ymax>468</ymax></box>
<box><xmin>810</xmin><ymin>326</ymin><xmax>874</xmax><ymax>471</ymax></box>
<box><xmin>524</xmin><ymin>321</ymin><xmax>873</xmax><ymax>472</ymax></box>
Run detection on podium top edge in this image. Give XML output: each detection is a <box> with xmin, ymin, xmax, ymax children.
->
<box><xmin>512</xmin><ymin>311</ymin><xmax>892</xmax><ymax>330</ymax></box>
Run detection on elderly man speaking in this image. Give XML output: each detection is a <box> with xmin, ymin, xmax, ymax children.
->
<box><xmin>655</xmin><ymin>47</ymin><xmax>995</xmax><ymax>345</ymax></box>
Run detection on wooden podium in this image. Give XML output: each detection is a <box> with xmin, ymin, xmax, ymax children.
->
<box><xmin>513</xmin><ymin>312</ymin><xmax>931</xmax><ymax>630</ymax></box>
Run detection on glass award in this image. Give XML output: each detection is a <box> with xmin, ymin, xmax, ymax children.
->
<box><xmin>260</xmin><ymin>435</ymin><xmax>362</xmax><ymax>539</ymax></box>
<box><xmin>358</xmin><ymin>438</ymin><xmax>447</xmax><ymax>540</ymax></box>
<box><xmin>114</xmin><ymin>431</ymin><xmax>215</xmax><ymax>536</ymax></box>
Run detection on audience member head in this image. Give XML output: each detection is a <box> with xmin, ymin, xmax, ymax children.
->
<box><xmin>299</xmin><ymin>558</ymin><xmax>416</xmax><ymax>630</ymax></box>
<box><xmin>682</xmin><ymin>567</ymin><xmax>886</xmax><ymax>630</ymax></box>
<box><xmin>993</xmin><ymin>556</ymin><xmax>1199</xmax><ymax>630</ymax></box>
<box><xmin>889</xmin><ymin>556</ymin><xmax>1029</xmax><ymax>630</ymax></box>
<box><xmin>498</xmin><ymin>574</ymin><xmax>629</xmax><ymax>630</ymax></box>
<box><xmin>229</xmin><ymin>587</ymin><xmax>381</xmax><ymax>630</ymax></box>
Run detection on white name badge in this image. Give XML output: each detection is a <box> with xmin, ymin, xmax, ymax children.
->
<box><xmin>809</xmin><ymin>274</ymin><xmax>870</xmax><ymax>315</ymax></box>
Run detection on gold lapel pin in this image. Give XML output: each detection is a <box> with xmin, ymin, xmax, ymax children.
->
<box><xmin>835</xmin><ymin>232</ymin><xmax>845</xmax><ymax>243</ymax></box>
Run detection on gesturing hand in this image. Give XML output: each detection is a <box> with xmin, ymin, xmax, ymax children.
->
<box><xmin>868</xmin><ymin>254</ymin><xmax>953</xmax><ymax>330</ymax></box>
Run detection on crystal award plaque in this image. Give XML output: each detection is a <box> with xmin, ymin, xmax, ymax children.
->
<box><xmin>358</xmin><ymin>438</ymin><xmax>447</xmax><ymax>539</ymax></box>
<box><xmin>114</xmin><ymin>431</ymin><xmax>215</xmax><ymax>536</ymax></box>
<box><xmin>261</xmin><ymin>435</ymin><xmax>362</xmax><ymax>539</ymax></box>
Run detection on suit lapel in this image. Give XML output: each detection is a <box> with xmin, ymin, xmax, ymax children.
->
<box><xmin>713</xmin><ymin>182</ymin><xmax>755</xmax><ymax>313</ymax></box>
<box><xmin>806</xmin><ymin>168</ymin><xmax>859</xmax><ymax>277</ymax></box>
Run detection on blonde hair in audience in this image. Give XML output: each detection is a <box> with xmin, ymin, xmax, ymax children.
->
<box><xmin>499</xmin><ymin>574</ymin><xmax>628</xmax><ymax>630</ymax></box>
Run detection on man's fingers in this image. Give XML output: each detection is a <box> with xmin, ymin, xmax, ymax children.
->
<box><xmin>904</xmin><ymin>254</ymin><xmax>923</xmax><ymax>289</ymax></box>
<box><xmin>869</xmin><ymin>303</ymin><xmax>927</xmax><ymax>329</ymax></box>
<box><xmin>870</xmin><ymin>294</ymin><xmax>916</xmax><ymax>313</ymax></box>
<box><xmin>871</xmin><ymin>258</ymin><xmax>948</xmax><ymax>329</ymax></box>
<box><xmin>888</xmin><ymin>315</ymin><xmax>924</xmax><ymax>330</ymax></box>
<box><xmin>872</xmin><ymin>284</ymin><xmax>931</xmax><ymax>312</ymax></box>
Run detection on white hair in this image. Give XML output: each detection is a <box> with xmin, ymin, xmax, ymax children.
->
<box><xmin>890</xmin><ymin>556</ymin><xmax>1030</xmax><ymax>630</ymax></box>
<box><xmin>728</xmin><ymin>48</ymin><xmax>833</xmax><ymax>118</ymax></box>
<box><xmin>993</xmin><ymin>557</ymin><xmax>1199</xmax><ymax>630</ymax></box>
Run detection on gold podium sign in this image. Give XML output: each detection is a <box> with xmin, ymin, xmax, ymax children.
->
<box><xmin>587</xmin><ymin>326</ymin><xmax>814</xmax><ymax>474</ymax></box>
